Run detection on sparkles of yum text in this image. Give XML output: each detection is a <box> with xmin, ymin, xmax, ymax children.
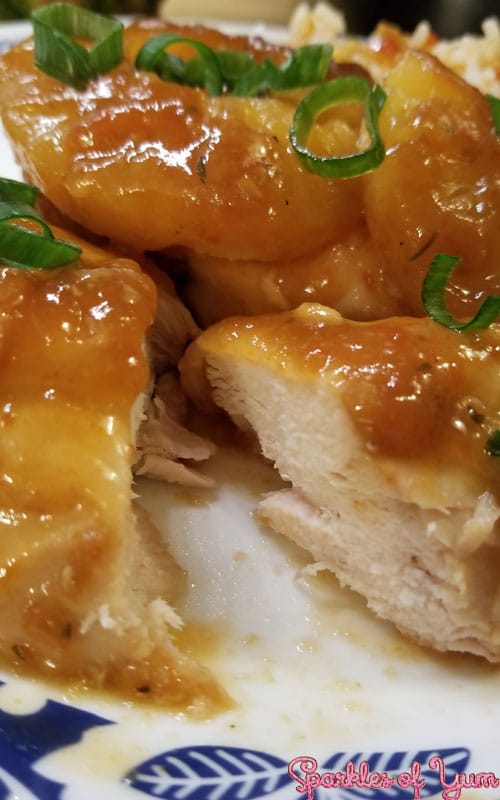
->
<box><xmin>287</xmin><ymin>755</ymin><xmax>500</xmax><ymax>800</ymax></box>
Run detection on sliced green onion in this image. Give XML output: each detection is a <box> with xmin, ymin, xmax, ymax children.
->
<box><xmin>289</xmin><ymin>76</ymin><xmax>386</xmax><ymax>179</ymax></box>
<box><xmin>2</xmin><ymin>0</ymin><xmax>29</xmax><ymax>19</ymax></box>
<box><xmin>0</xmin><ymin>181</ymin><xmax>81</xmax><ymax>270</ymax></box>
<box><xmin>0</xmin><ymin>177</ymin><xmax>38</xmax><ymax>205</ymax></box>
<box><xmin>423</xmin><ymin>255</ymin><xmax>500</xmax><ymax>460</ymax></box>
<box><xmin>485</xmin><ymin>429</ymin><xmax>500</xmax><ymax>457</ymax></box>
<box><xmin>32</xmin><ymin>2</ymin><xmax>123</xmax><ymax>90</ymax></box>
<box><xmin>422</xmin><ymin>254</ymin><xmax>500</xmax><ymax>331</ymax></box>
<box><xmin>135</xmin><ymin>33</ymin><xmax>223</xmax><ymax>95</ymax></box>
<box><xmin>216</xmin><ymin>49</ymin><xmax>254</xmax><ymax>87</ymax></box>
<box><xmin>487</xmin><ymin>94</ymin><xmax>500</xmax><ymax>136</ymax></box>
<box><xmin>0</xmin><ymin>224</ymin><xmax>81</xmax><ymax>269</ymax></box>
<box><xmin>135</xmin><ymin>35</ymin><xmax>332</xmax><ymax>97</ymax></box>
<box><xmin>0</xmin><ymin>200</ymin><xmax>54</xmax><ymax>238</ymax></box>
<box><xmin>230</xmin><ymin>44</ymin><xmax>333</xmax><ymax>97</ymax></box>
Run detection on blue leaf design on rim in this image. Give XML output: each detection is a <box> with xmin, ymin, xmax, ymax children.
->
<box><xmin>125</xmin><ymin>745</ymin><xmax>291</xmax><ymax>800</ymax></box>
<box><xmin>124</xmin><ymin>745</ymin><xmax>470</xmax><ymax>800</ymax></box>
<box><xmin>126</xmin><ymin>746</ymin><xmax>473</xmax><ymax>800</ymax></box>
<box><xmin>0</xmin><ymin>681</ymin><xmax>113</xmax><ymax>800</ymax></box>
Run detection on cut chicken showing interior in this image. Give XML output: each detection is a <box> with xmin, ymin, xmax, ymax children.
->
<box><xmin>143</xmin><ymin>260</ymin><xmax>200</xmax><ymax>375</ymax></box>
<box><xmin>179</xmin><ymin>303</ymin><xmax>500</xmax><ymax>660</ymax></box>
<box><xmin>135</xmin><ymin>372</ymin><xmax>216</xmax><ymax>488</ymax></box>
<box><xmin>134</xmin><ymin>260</ymin><xmax>217</xmax><ymax>489</ymax></box>
<box><xmin>0</xmin><ymin>222</ymin><xmax>224</xmax><ymax>710</ymax></box>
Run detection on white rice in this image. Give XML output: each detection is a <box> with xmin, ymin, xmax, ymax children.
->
<box><xmin>431</xmin><ymin>17</ymin><xmax>500</xmax><ymax>96</ymax></box>
<box><xmin>289</xmin><ymin>1</ymin><xmax>500</xmax><ymax>97</ymax></box>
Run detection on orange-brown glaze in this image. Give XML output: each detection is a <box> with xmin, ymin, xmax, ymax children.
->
<box><xmin>182</xmin><ymin>227</ymin><xmax>399</xmax><ymax>327</ymax></box>
<box><xmin>0</xmin><ymin>20</ymin><xmax>497</xmax><ymax>324</ymax></box>
<box><xmin>0</xmin><ymin>236</ymin><xmax>147</xmax><ymax>669</ymax></box>
<box><xmin>0</xmin><ymin>229</ymin><xmax>226</xmax><ymax>711</ymax></box>
<box><xmin>175</xmin><ymin>35</ymin><xmax>499</xmax><ymax>325</ymax></box>
<box><xmin>363</xmin><ymin>49</ymin><xmax>500</xmax><ymax>320</ymax></box>
<box><xmin>332</xmin><ymin>21</ymin><xmax>438</xmax><ymax>80</ymax></box>
<box><xmin>0</xmin><ymin>232</ymin><xmax>155</xmax><ymax>519</ymax></box>
<box><xmin>0</xmin><ymin>21</ymin><xmax>362</xmax><ymax>262</ymax></box>
<box><xmin>180</xmin><ymin>304</ymin><xmax>500</xmax><ymax>496</ymax></box>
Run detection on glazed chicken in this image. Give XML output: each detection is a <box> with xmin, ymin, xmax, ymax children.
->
<box><xmin>0</xmin><ymin>223</ymin><xmax>222</xmax><ymax>709</ymax></box>
<box><xmin>0</xmin><ymin>8</ymin><xmax>499</xmax><ymax>679</ymax></box>
<box><xmin>180</xmin><ymin>304</ymin><xmax>500</xmax><ymax>660</ymax></box>
<box><xmin>0</xmin><ymin>18</ymin><xmax>498</xmax><ymax>327</ymax></box>
<box><xmin>0</xmin><ymin>20</ymin><xmax>361</xmax><ymax>263</ymax></box>
<box><xmin>182</xmin><ymin>47</ymin><xmax>500</xmax><ymax>326</ymax></box>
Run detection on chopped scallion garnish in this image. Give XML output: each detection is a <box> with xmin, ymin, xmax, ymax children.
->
<box><xmin>0</xmin><ymin>176</ymin><xmax>38</xmax><ymax>205</ymax></box>
<box><xmin>422</xmin><ymin>256</ymin><xmax>500</xmax><ymax>459</ymax></box>
<box><xmin>135</xmin><ymin>33</ymin><xmax>223</xmax><ymax>95</ymax></box>
<box><xmin>487</xmin><ymin>94</ymin><xmax>500</xmax><ymax>136</ymax></box>
<box><xmin>135</xmin><ymin>35</ymin><xmax>332</xmax><ymax>97</ymax></box>
<box><xmin>485</xmin><ymin>430</ymin><xmax>500</xmax><ymax>457</ymax></box>
<box><xmin>0</xmin><ymin>200</ymin><xmax>54</xmax><ymax>238</ymax></box>
<box><xmin>32</xmin><ymin>2</ymin><xmax>123</xmax><ymax>90</ymax></box>
<box><xmin>0</xmin><ymin>224</ymin><xmax>81</xmax><ymax>269</ymax></box>
<box><xmin>422</xmin><ymin>254</ymin><xmax>500</xmax><ymax>331</ymax></box>
<box><xmin>230</xmin><ymin>44</ymin><xmax>333</xmax><ymax>97</ymax></box>
<box><xmin>215</xmin><ymin>49</ymin><xmax>255</xmax><ymax>86</ymax></box>
<box><xmin>0</xmin><ymin>178</ymin><xmax>81</xmax><ymax>270</ymax></box>
<box><xmin>289</xmin><ymin>76</ymin><xmax>386</xmax><ymax>179</ymax></box>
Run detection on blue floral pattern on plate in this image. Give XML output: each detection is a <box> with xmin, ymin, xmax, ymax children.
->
<box><xmin>0</xmin><ymin>685</ymin><xmax>475</xmax><ymax>800</ymax></box>
<box><xmin>0</xmin><ymin>681</ymin><xmax>112</xmax><ymax>799</ymax></box>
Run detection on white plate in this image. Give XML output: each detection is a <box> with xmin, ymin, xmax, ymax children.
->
<box><xmin>1</xmin><ymin>16</ymin><xmax>500</xmax><ymax>800</ymax></box>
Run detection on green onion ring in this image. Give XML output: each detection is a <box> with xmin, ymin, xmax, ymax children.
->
<box><xmin>231</xmin><ymin>43</ymin><xmax>333</xmax><ymax>97</ymax></box>
<box><xmin>0</xmin><ymin>200</ymin><xmax>54</xmax><ymax>238</ymax></box>
<box><xmin>0</xmin><ymin>224</ymin><xmax>81</xmax><ymax>269</ymax></box>
<box><xmin>289</xmin><ymin>76</ymin><xmax>386</xmax><ymax>179</ymax></box>
<box><xmin>422</xmin><ymin>255</ymin><xmax>500</xmax><ymax>459</ymax></box>
<box><xmin>215</xmin><ymin>49</ymin><xmax>255</xmax><ymax>88</ymax></box>
<box><xmin>485</xmin><ymin>429</ymin><xmax>500</xmax><ymax>457</ymax></box>
<box><xmin>135</xmin><ymin>33</ymin><xmax>223</xmax><ymax>96</ymax></box>
<box><xmin>32</xmin><ymin>2</ymin><xmax>123</xmax><ymax>90</ymax></box>
<box><xmin>0</xmin><ymin>182</ymin><xmax>81</xmax><ymax>270</ymax></box>
<box><xmin>422</xmin><ymin>254</ymin><xmax>500</xmax><ymax>331</ymax></box>
<box><xmin>136</xmin><ymin>36</ymin><xmax>333</xmax><ymax>98</ymax></box>
<box><xmin>487</xmin><ymin>94</ymin><xmax>500</xmax><ymax>136</ymax></box>
<box><xmin>0</xmin><ymin>177</ymin><xmax>38</xmax><ymax>205</ymax></box>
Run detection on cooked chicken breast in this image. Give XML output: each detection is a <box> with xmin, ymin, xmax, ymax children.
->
<box><xmin>1</xmin><ymin>6</ymin><xmax>499</xmax><ymax>683</ymax></box>
<box><xmin>179</xmin><ymin>48</ymin><xmax>500</xmax><ymax>327</ymax></box>
<box><xmin>179</xmin><ymin>303</ymin><xmax>500</xmax><ymax>660</ymax></box>
<box><xmin>0</xmin><ymin>20</ymin><xmax>361</xmax><ymax>263</ymax></box>
<box><xmin>1</xmin><ymin>19</ymin><xmax>497</xmax><ymax>329</ymax></box>
<box><xmin>0</xmin><ymin>225</ymin><xmax>223</xmax><ymax>710</ymax></box>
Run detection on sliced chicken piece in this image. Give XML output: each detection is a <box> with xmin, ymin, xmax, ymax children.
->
<box><xmin>143</xmin><ymin>260</ymin><xmax>200</xmax><ymax>374</ymax></box>
<box><xmin>0</xmin><ymin>20</ymin><xmax>361</xmax><ymax>263</ymax></box>
<box><xmin>2</xmin><ymin>19</ymin><xmax>497</xmax><ymax>330</ymax></box>
<box><xmin>0</xmin><ymin>224</ymin><xmax>225</xmax><ymax>711</ymax></box>
<box><xmin>362</xmin><ymin>49</ymin><xmax>500</xmax><ymax>322</ymax></box>
<box><xmin>180</xmin><ymin>229</ymin><xmax>398</xmax><ymax>328</ymax></box>
<box><xmin>179</xmin><ymin>303</ymin><xmax>500</xmax><ymax>660</ymax></box>
<box><xmin>135</xmin><ymin>373</ymin><xmax>216</xmax><ymax>488</ymax></box>
<box><xmin>176</xmin><ymin>47</ymin><xmax>500</xmax><ymax>328</ymax></box>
